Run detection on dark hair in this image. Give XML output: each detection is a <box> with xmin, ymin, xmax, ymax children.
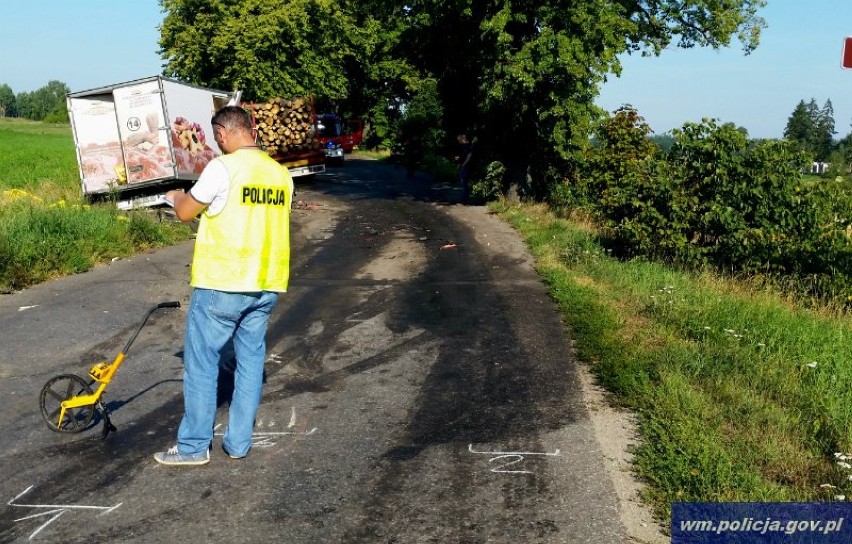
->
<box><xmin>211</xmin><ymin>105</ymin><xmax>252</xmax><ymax>133</ymax></box>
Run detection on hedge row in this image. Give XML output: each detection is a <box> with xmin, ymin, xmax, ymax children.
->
<box><xmin>560</xmin><ymin>107</ymin><xmax>852</xmax><ymax>302</ymax></box>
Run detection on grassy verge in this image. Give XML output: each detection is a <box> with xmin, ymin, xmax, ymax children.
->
<box><xmin>350</xmin><ymin>148</ymin><xmax>391</xmax><ymax>160</ymax></box>
<box><xmin>0</xmin><ymin>119</ymin><xmax>192</xmax><ymax>292</ymax></box>
<box><xmin>493</xmin><ymin>200</ymin><xmax>852</xmax><ymax>519</ymax></box>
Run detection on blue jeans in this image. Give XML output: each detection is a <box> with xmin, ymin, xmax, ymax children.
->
<box><xmin>176</xmin><ymin>288</ymin><xmax>278</xmax><ymax>457</ymax></box>
<box><xmin>459</xmin><ymin>165</ymin><xmax>470</xmax><ymax>201</ymax></box>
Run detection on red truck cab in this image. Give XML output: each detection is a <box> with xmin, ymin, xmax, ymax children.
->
<box><xmin>315</xmin><ymin>113</ymin><xmax>363</xmax><ymax>152</ymax></box>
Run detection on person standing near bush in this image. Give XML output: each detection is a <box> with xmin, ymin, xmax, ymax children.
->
<box><xmin>154</xmin><ymin>105</ymin><xmax>294</xmax><ymax>465</ymax></box>
<box><xmin>455</xmin><ymin>133</ymin><xmax>474</xmax><ymax>202</ymax></box>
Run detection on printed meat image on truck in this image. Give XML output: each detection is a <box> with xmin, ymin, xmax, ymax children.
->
<box><xmin>170</xmin><ymin>116</ymin><xmax>218</xmax><ymax>174</ymax></box>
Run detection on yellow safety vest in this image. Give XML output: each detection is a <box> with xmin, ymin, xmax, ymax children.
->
<box><xmin>190</xmin><ymin>149</ymin><xmax>293</xmax><ymax>292</ymax></box>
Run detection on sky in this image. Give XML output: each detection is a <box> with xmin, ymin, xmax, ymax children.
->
<box><xmin>1</xmin><ymin>2</ymin><xmax>851</xmax><ymax>140</ymax></box>
<box><xmin>597</xmin><ymin>1</ymin><xmax>852</xmax><ymax>139</ymax></box>
<box><xmin>0</xmin><ymin>2</ymin><xmax>165</xmax><ymax>94</ymax></box>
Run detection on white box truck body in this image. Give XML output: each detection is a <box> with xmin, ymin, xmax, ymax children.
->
<box><xmin>67</xmin><ymin>76</ymin><xmax>236</xmax><ymax>209</ymax></box>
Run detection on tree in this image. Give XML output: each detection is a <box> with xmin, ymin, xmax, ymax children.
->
<box><xmin>14</xmin><ymin>81</ymin><xmax>69</xmax><ymax>121</ymax></box>
<box><xmin>159</xmin><ymin>0</ymin><xmax>373</xmax><ymax>103</ymax></box>
<box><xmin>784</xmin><ymin>98</ymin><xmax>836</xmax><ymax>162</ymax></box>
<box><xmin>0</xmin><ymin>84</ymin><xmax>16</xmax><ymax>117</ymax></box>
<box><xmin>836</xmin><ymin>131</ymin><xmax>852</xmax><ymax>174</ymax></box>
<box><xmin>159</xmin><ymin>0</ymin><xmax>767</xmax><ymax>198</ymax></box>
<box><xmin>363</xmin><ymin>0</ymin><xmax>766</xmax><ymax>197</ymax></box>
<box><xmin>814</xmin><ymin>99</ymin><xmax>836</xmax><ymax>162</ymax></box>
<box><xmin>784</xmin><ymin>100</ymin><xmax>812</xmax><ymax>149</ymax></box>
<box><xmin>159</xmin><ymin>0</ymin><xmax>420</xmax><ymax>150</ymax></box>
<box><xmin>15</xmin><ymin>92</ymin><xmax>32</xmax><ymax>119</ymax></box>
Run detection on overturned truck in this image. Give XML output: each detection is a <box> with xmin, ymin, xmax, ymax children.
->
<box><xmin>67</xmin><ymin>76</ymin><xmax>326</xmax><ymax>210</ymax></box>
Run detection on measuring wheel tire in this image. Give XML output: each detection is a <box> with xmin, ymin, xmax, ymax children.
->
<box><xmin>39</xmin><ymin>374</ymin><xmax>96</xmax><ymax>433</ymax></box>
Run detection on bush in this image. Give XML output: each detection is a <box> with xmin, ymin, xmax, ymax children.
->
<box><xmin>664</xmin><ymin>121</ymin><xmax>816</xmax><ymax>271</ymax></box>
<box><xmin>578</xmin><ymin>106</ymin><xmax>678</xmax><ymax>257</ymax></box>
<box><xmin>0</xmin><ymin>201</ymin><xmax>190</xmax><ymax>291</ymax></box>
<box><xmin>42</xmin><ymin>107</ymin><xmax>70</xmax><ymax>124</ymax></box>
<box><xmin>546</xmin><ymin>181</ymin><xmax>575</xmax><ymax>215</ymax></box>
<box><xmin>574</xmin><ymin>109</ymin><xmax>852</xmax><ymax>302</ymax></box>
<box><xmin>471</xmin><ymin>160</ymin><xmax>506</xmax><ymax>200</ymax></box>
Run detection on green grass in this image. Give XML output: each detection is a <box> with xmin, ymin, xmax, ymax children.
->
<box><xmin>0</xmin><ymin>118</ymin><xmax>81</xmax><ymax>200</ymax></box>
<box><xmin>494</xmin><ymin>200</ymin><xmax>852</xmax><ymax>519</ymax></box>
<box><xmin>802</xmin><ymin>172</ymin><xmax>852</xmax><ymax>192</ymax></box>
<box><xmin>0</xmin><ymin>119</ymin><xmax>192</xmax><ymax>291</ymax></box>
<box><xmin>351</xmin><ymin>148</ymin><xmax>391</xmax><ymax>160</ymax></box>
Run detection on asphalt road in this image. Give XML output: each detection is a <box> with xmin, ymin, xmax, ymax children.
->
<box><xmin>0</xmin><ymin>158</ymin><xmax>627</xmax><ymax>543</ymax></box>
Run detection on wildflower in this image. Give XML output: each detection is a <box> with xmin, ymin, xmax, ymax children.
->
<box><xmin>835</xmin><ymin>453</ymin><xmax>849</xmax><ymax>460</ymax></box>
<box><xmin>821</xmin><ymin>484</ymin><xmax>838</xmax><ymax>489</ymax></box>
<box><xmin>704</xmin><ymin>326</ymin><xmax>711</xmax><ymax>330</ymax></box>
<box><xmin>836</xmin><ymin>461</ymin><xmax>851</xmax><ymax>469</ymax></box>
<box><xmin>807</xmin><ymin>361</ymin><xmax>818</xmax><ymax>368</ymax></box>
<box><xmin>836</xmin><ymin>495</ymin><xmax>847</xmax><ymax>501</ymax></box>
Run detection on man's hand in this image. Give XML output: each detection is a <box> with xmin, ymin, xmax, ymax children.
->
<box><xmin>167</xmin><ymin>189</ymin><xmax>207</xmax><ymax>222</ymax></box>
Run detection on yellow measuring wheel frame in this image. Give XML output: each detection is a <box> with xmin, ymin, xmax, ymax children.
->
<box><xmin>39</xmin><ymin>301</ymin><xmax>181</xmax><ymax>437</ymax></box>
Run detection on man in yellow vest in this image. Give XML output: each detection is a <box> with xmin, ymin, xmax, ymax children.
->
<box><xmin>154</xmin><ymin>105</ymin><xmax>293</xmax><ymax>465</ymax></box>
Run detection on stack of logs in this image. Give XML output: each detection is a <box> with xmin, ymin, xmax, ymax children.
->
<box><xmin>245</xmin><ymin>96</ymin><xmax>322</xmax><ymax>157</ymax></box>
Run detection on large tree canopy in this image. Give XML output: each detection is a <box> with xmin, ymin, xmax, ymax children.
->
<box><xmin>159</xmin><ymin>0</ymin><xmax>379</xmax><ymax>103</ymax></box>
<box><xmin>159</xmin><ymin>0</ymin><xmax>765</xmax><ymax>196</ymax></box>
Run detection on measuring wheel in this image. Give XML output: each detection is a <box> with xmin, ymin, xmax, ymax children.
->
<box><xmin>39</xmin><ymin>374</ymin><xmax>96</xmax><ymax>433</ymax></box>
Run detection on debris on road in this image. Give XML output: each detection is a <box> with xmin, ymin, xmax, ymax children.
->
<box><xmin>294</xmin><ymin>200</ymin><xmax>323</xmax><ymax>210</ymax></box>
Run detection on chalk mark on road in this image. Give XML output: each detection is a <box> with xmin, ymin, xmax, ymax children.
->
<box><xmin>8</xmin><ymin>485</ymin><xmax>122</xmax><ymax>540</ymax></box>
<box><xmin>213</xmin><ymin>414</ymin><xmax>317</xmax><ymax>448</ymax></box>
<box><xmin>468</xmin><ymin>444</ymin><xmax>561</xmax><ymax>474</ymax></box>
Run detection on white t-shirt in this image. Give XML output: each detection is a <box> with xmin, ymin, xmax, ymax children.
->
<box><xmin>189</xmin><ymin>159</ymin><xmax>230</xmax><ymax>216</ymax></box>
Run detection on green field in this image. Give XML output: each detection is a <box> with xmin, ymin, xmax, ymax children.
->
<box><xmin>0</xmin><ymin>119</ymin><xmax>81</xmax><ymax>201</ymax></box>
<box><xmin>0</xmin><ymin>119</ymin><xmax>191</xmax><ymax>292</ymax></box>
